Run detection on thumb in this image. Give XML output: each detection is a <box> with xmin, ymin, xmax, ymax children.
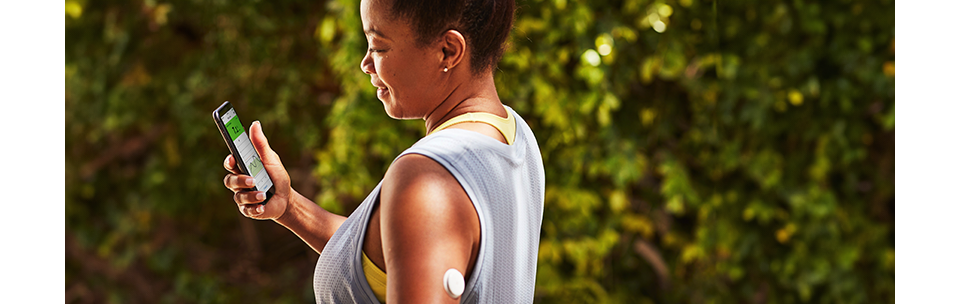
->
<box><xmin>249</xmin><ymin>121</ymin><xmax>283</xmax><ymax>168</ymax></box>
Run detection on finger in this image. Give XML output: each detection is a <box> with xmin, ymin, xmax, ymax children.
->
<box><xmin>249</xmin><ymin>121</ymin><xmax>284</xmax><ymax>168</ymax></box>
<box><xmin>233</xmin><ymin>190</ymin><xmax>268</xmax><ymax>205</ymax></box>
<box><xmin>224</xmin><ymin>173</ymin><xmax>255</xmax><ymax>191</ymax></box>
<box><xmin>223</xmin><ymin>154</ymin><xmax>241</xmax><ymax>174</ymax></box>
<box><xmin>239</xmin><ymin>203</ymin><xmax>264</xmax><ymax>218</ymax></box>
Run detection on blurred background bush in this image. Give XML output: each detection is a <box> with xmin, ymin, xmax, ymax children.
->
<box><xmin>65</xmin><ymin>0</ymin><xmax>894</xmax><ymax>303</ymax></box>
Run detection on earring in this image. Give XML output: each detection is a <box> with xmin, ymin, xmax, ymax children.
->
<box><xmin>443</xmin><ymin>67</ymin><xmax>449</xmax><ymax>73</ymax></box>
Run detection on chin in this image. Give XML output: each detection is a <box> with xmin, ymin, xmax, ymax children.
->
<box><xmin>380</xmin><ymin>97</ymin><xmax>422</xmax><ymax>120</ymax></box>
<box><xmin>381</xmin><ymin>101</ymin><xmax>405</xmax><ymax>119</ymax></box>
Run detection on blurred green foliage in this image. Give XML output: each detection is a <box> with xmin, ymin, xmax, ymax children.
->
<box><xmin>66</xmin><ymin>0</ymin><xmax>894</xmax><ymax>303</ymax></box>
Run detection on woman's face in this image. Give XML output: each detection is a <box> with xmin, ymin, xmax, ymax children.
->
<box><xmin>360</xmin><ymin>0</ymin><xmax>446</xmax><ymax>119</ymax></box>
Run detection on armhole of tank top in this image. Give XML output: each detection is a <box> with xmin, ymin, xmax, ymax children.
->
<box><xmin>354</xmin><ymin>189</ymin><xmax>385</xmax><ymax>303</ymax></box>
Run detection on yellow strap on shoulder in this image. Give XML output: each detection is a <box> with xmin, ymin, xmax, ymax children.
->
<box><xmin>428</xmin><ymin>105</ymin><xmax>516</xmax><ymax>145</ymax></box>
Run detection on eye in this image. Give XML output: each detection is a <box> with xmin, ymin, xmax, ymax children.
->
<box><xmin>368</xmin><ymin>48</ymin><xmax>387</xmax><ymax>53</ymax></box>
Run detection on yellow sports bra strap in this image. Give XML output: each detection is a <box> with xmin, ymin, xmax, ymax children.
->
<box><xmin>429</xmin><ymin>105</ymin><xmax>516</xmax><ymax>145</ymax></box>
<box><xmin>361</xmin><ymin>251</ymin><xmax>388</xmax><ymax>303</ymax></box>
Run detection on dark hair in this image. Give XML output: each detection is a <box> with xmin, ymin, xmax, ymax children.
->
<box><xmin>389</xmin><ymin>0</ymin><xmax>515</xmax><ymax>75</ymax></box>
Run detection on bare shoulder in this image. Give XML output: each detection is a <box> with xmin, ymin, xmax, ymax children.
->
<box><xmin>383</xmin><ymin>153</ymin><xmax>461</xmax><ymax>196</ymax></box>
<box><xmin>381</xmin><ymin>154</ymin><xmax>473</xmax><ymax>216</ymax></box>
<box><xmin>380</xmin><ymin>153</ymin><xmax>481</xmax><ymax>302</ymax></box>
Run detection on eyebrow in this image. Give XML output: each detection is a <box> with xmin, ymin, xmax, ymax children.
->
<box><xmin>364</xmin><ymin>28</ymin><xmax>388</xmax><ymax>39</ymax></box>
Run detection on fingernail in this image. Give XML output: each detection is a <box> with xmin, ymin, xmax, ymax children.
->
<box><xmin>246</xmin><ymin>178</ymin><xmax>254</xmax><ymax>187</ymax></box>
<box><xmin>256</xmin><ymin>205</ymin><xmax>265</xmax><ymax>214</ymax></box>
<box><xmin>256</xmin><ymin>192</ymin><xmax>266</xmax><ymax>201</ymax></box>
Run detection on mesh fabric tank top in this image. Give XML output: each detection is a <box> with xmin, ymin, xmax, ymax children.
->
<box><xmin>313</xmin><ymin>106</ymin><xmax>545</xmax><ymax>303</ymax></box>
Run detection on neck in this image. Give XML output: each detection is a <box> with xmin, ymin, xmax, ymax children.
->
<box><xmin>424</xmin><ymin>74</ymin><xmax>504</xmax><ymax>134</ymax></box>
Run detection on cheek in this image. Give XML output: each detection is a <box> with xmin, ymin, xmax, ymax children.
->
<box><xmin>378</xmin><ymin>57</ymin><xmax>411</xmax><ymax>87</ymax></box>
<box><xmin>378</xmin><ymin>48</ymin><xmax>434</xmax><ymax>97</ymax></box>
<box><xmin>375</xmin><ymin>56</ymin><xmax>399</xmax><ymax>81</ymax></box>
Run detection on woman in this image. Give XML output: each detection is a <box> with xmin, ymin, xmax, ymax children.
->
<box><xmin>222</xmin><ymin>0</ymin><xmax>544</xmax><ymax>302</ymax></box>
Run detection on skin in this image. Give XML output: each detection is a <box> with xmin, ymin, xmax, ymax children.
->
<box><xmin>223</xmin><ymin>0</ymin><xmax>510</xmax><ymax>302</ymax></box>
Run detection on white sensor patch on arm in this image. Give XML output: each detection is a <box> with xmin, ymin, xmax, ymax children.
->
<box><xmin>443</xmin><ymin>268</ymin><xmax>465</xmax><ymax>299</ymax></box>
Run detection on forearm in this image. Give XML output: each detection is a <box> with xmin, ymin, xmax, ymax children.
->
<box><xmin>275</xmin><ymin>191</ymin><xmax>347</xmax><ymax>255</ymax></box>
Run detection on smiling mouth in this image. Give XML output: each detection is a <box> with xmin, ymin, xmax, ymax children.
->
<box><xmin>371</xmin><ymin>79</ymin><xmax>389</xmax><ymax>98</ymax></box>
<box><xmin>374</xmin><ymin>85</ymin><xmax>388</xmax><ymax>99</ymax></box>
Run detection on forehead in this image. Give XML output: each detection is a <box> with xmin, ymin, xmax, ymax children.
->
<box><xmin>360</xmin><ymin>0</ymin><xmax>398</xmax><ymax>37</ymax></box>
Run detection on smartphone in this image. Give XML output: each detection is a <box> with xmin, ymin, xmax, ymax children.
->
<box><xmin>213</xmin><ymin>101</ymin><xmax>275</xmax><ymax>204</ymax></box>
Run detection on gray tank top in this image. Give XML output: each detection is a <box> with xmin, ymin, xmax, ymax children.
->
<box><xmin>313</xmin><ymin>106</ymin><xmax>545</xmax><ymax>303</ymax></box>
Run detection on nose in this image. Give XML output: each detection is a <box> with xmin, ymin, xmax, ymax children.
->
<box><xmin>360</xmin><ymin>50</ymin><xmax>375</xmax><ymax>75</ymax></box>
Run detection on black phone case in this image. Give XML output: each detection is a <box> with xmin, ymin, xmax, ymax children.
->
<box><xmin>213</xmin><ymin>101</ymin><xmax>274</xmax><ymax>205</ymax></box>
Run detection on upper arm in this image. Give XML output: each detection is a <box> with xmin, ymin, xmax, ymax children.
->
<box><xmin>380</xmin><ymin>154</ymin><xmax>481</xmax><ymax>303</ymax></box>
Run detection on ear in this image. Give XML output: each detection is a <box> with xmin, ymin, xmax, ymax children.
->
<box><xmin>439</xmin><ymin>30</ymin><xmax>467</xmax><ymax>71</ymax></box>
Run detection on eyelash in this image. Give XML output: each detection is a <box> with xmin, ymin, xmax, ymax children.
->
<box><xmin>368</xmin><ymin>48</ymin><xmax>386</xmax><ymax>53</ymax></box>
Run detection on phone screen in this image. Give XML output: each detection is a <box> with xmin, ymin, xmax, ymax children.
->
<box><xmin>219</xmin><ymin>107</ymin><xmax>274</xmax><ymax>192</ymax></box>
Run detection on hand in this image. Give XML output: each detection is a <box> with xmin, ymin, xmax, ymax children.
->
<box><xmin>222</xmin><ymin>121</ymin><xmax>291</xmax><ymax>220</ymax></box>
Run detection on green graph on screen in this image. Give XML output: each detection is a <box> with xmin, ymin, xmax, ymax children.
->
<box><xmin>248</xmin><ymin>155</ymin><xmax>264</xmax><ymax>177</ymax></box>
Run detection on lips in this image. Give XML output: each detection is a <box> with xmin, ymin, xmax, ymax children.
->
<box><xmin>371</xmin><ymin>80</ymin><xmax>388</xmax><ymax>99</ymax></box>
